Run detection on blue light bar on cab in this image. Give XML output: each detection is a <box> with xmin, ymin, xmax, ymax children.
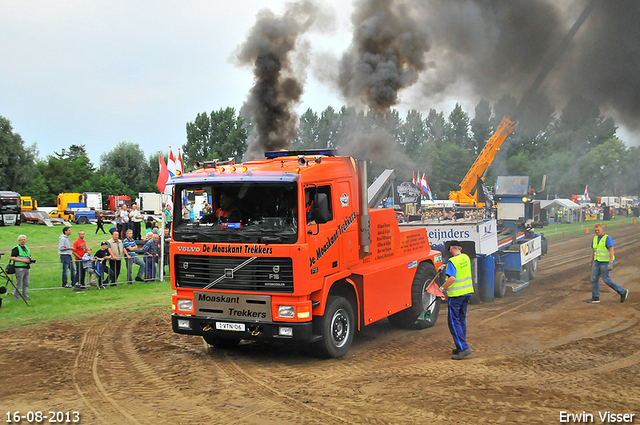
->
<box><xmin>264</xmin><ymin>149</ymin><xmax>337</xmax><ymax>159</ymax></box>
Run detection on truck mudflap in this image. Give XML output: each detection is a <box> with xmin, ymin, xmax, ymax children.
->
<box><xmin>171</xmin><ymin>313</ymin><xmax>317</xmax><ymax>342</ymax></box>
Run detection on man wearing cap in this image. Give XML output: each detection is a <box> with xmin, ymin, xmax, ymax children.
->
<box><xmin>439</xmin><ymin>240</ymin><xmax>474</xmax><ymax>360</ymax></box>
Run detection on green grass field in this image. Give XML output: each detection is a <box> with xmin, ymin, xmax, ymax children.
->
<box><xmin>1</xmin><ymin>216</ymin><xmax>637</xmax><ymax>329</ymax></box>
<box><xmin>0</xmin><ymin>223</ymin><xmax>173</xmax><ymax>329</ymax></box>
<box><xmin>539</xmin><ymin>216</ymin><xmax>637</xmax><ymax>240</ymax></box>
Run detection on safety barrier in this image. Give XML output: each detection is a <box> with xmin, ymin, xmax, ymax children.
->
<box><xmin>0</xmin><ymin>259</ymin><xmax>170</xmax><ymax>290</ymax></box>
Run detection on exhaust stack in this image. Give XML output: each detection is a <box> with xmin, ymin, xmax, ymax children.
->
<box><xmin>358</xmin><ymin>160</ymin><xmax>371</xmax><ymax>254</ymax></box>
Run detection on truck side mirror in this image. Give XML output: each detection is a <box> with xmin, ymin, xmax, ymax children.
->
<box><xmin>314</xmin><ymin>193</ymin><xmax>332</xmax><ymax>224</ymax></box>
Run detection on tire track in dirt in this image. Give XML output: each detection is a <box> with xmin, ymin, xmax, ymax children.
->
<box><xmin>207</xmin><ymin>345</ymin><xmax>357</xmax><ymax>425</ymax></box>
<box><xmin>72</xmin><ymin>324</ymin><xmax>141</xmax><ymax>425</ymax></box>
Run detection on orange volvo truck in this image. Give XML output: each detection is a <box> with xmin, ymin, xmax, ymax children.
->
<box><xmin>170</xmin><ymin>149</ymin><xmax>443</xmax><ymax>357</ymax></box>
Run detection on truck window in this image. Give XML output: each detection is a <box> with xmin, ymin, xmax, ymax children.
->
<box><xmin>174</xmin><ymin>182</ymin><xmax>298</xmax><ymax>244</ymax></box>
<box><xmin>495</xmin><ymin>176</ymin><xmax>529</xmax><ymax>196</ymax></box>
<box><xmin>313</xmin><ymin>185</ymin><xmax>333</xmax><ymax>224</ymax></box>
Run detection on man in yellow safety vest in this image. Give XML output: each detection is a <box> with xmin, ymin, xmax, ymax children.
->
<box><xmin>587</xmin><ymin>224</ymin><xmax>629</xmax><ymax>303</ymax></box>
<box><xmin>439</xmin><ymin>240</ymin><xmax>474</xmax><ymax>360</ymax></box>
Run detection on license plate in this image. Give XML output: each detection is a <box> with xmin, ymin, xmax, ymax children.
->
<box><xmin>215</xmin><ymin>322</ymin><xmax>245</xmax><ymax>332</ymax></box>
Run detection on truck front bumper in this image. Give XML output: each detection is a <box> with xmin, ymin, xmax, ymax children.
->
<box><xmin>171</xmin><ymin>313</ymin><xmax>317</xmax><ymax>342</ymax></box>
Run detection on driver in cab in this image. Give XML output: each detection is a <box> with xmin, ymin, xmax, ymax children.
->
<box><xmin>215</xmin><ymin>192</ymin><xmax>241</xmax><ymax>224</ymax></box>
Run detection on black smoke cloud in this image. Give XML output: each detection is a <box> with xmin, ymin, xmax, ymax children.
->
<box><xmin>416</xmin><ymin>0</ymin><xmax>640</xmax><ymax>130</ymax></box>
<box><xmin>236</xmin><ymin>0</ymin><xmax>322</xmax><ymax>160</ymax></box>
<box><xmin>338</xmin><ymin>0</ymin><xmax>431</xmax><ymax>112</ymax></box>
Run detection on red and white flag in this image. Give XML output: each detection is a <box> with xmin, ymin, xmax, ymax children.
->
<box><xmin>426</xmin><ymin>279</ymin><xmax>446</xmax><ymax>300</ymax></box>
<box><xmin>584</xmin><ymin>185</ymin><xmax>590</xmax><ymax>202</ymax></box>
<box><xmin>421</xmin><ymin>173</ymin><xmax>433</xmax><ymax>201</ymax></box>
<box><xmin>156</xmin><ymin>153</ymin><xmax>169</xmax><ymax>193</ymax></box>
<box><xmin>168</xmin><ymin>148</ymin><xmax>177</xmax><ymax>178</ymax></box>
<box><xmin>177</xmin><ymin>148</ymin><xmax>184</xmax><ymax>174</ymax></box>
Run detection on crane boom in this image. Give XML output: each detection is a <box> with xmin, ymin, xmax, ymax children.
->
<box><xmin>449</xmin><ymin>116</ymin><xmax>515</xmax><ymax>205</ymax></box>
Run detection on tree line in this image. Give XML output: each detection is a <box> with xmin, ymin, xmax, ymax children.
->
<box><xmin>2</xmin><ymin>94</ymin><xmax>640</xmax><ymax>207</ymax></box>
<box><xmin>0</xmin><ymin>117</ymin><xmax>162</xmax><ymax>207</ymax></box>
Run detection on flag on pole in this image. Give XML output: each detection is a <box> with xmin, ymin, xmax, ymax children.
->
<box><xmin>426</xmin><ymin>279</ymin><xmax>446</xmax><ymax>300</ymax></box>
<box><xmin>156</xmin><ymin>153</ymin><xmax>169</xmax><ymax>193</ymax></box>
<box><xmin>421</xmin><ymin>173</ymin><xmax>433</xmax><ymax>201</ymax></box>
<box><xmin>584</xmin><ymin>185</ymin><xmax>590</xmax><ymax>202</ymax></box>
<box><xmin>417</xmin><ymin>172</ymin><xmax>425</xmax><ymax>196</ymax></box>
<box><xmin>177</xmin><ymin>148</ymin><xmax>184</xmax><ymax>174</ymax></box>
<box><xmin>412</xmin><ymin>171</ymin><xmax>417</xmax><ymax>187</ymax></box>
<box><xmin>167</xmin><ymin>148</ymin><xmax>177</xmax><ymax>178</ymax></box>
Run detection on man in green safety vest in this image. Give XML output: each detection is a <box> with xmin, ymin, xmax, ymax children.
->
<box><xmin>10</xmin><ymin>234</ymin><xmax>33</xmax><ymax>301</ymax></box>
<box><xmin>439</xmin><ymin>240</ymin><xmax>474</xmax><ymax>360</ymax></box>
<box><xmin>587</xmin><ymin>224</ymin><xmax>629</xmax><ymax>304</ymax></box>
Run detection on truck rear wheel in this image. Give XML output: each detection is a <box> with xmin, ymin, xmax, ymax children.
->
<box><xmin>388</xmin><ymin>262</ymin><xmax>440</xmax><ymax>330</ymax></box>
<box><xmin>77</xmin><ymin>216</ymin><xmax>88</xmax><ymax>225</ymax></box>
<box><xmin>312</xmin><ymin>295</ymin><xmax>354</xmax><ymax>358</ymax></box>
<box><xmin>202</xmin><ymin>334</ymin><xmax>241</xmax><ymax>348</ymax></box>
<box><xmin>528</xmin><ymin>258</ymin><xmax>539</xmax><ymax>280</ymax></box>
<box><xmin>494</xmin><ymin>271</ymin><xmax>507</xmax><ymax>298</ymax></box>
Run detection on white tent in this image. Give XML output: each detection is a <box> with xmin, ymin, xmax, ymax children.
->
<box><xmin>540</xmin><ymin>199</ymin><xmax>581</xmax><ymax>210</ymax></box>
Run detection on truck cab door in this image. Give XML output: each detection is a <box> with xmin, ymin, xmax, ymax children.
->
<box><xmin>305</xmin><ymin>184</ymin><xmax>339</xmax><ymax>278</ymax></box>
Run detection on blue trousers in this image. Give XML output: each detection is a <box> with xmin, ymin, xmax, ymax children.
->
<box><xmin>448</xmin><ymin>295</ymin><xmax>472</xmax><ymax>352</ymax></box>
<box><xmin>591</xmin><ymin>262</ymin><xmax>624</xmax><ymax>298</ymax></box>
<box><xmin>60</xmin><ymin>254</ymin><xmax>77</xmax><ymax>286</ymax></box>
<box><xmin>126</xmin><ymin>256</ymin><xmax>146</xmax><ymax>282</ymax></box>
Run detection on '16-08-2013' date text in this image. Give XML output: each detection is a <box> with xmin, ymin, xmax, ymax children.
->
<box><xmin>6</xmin><ymin>411</ymin><xmax>80</xmax><ymax>423</ymax></box>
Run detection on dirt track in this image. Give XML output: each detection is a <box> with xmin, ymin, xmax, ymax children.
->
<box><xmin>2</xmin><ymin>225</ymin><xmax>639</xmax><ymax>424</ymax></box>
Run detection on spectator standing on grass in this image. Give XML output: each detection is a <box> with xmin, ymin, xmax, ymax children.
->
<box><xmin>142</xmin><ymin>233</ymin><xmax>159</xmax><ymax>281</ymax></box>
<box><xmin>163</xmin><ymin>227</ymin><xmax>171</xmax><ymax>276</ymax></box>
<box><xmin>123</xmin><ymin>229</ymin><xmax>145</xmax><ymax>283</ymax></box>
<box><xmin>120</xmin><ymin>205</ymin><xmax>131</xmax><ymax>237</ymax></box>
<box><xmin>58</xmin><ymin>226</ymin><xmax>77</xmax><ymax>288</ymax></box>
<box><xmin>587</xmin><ymin>223</ymin><xmax>629</xmax><ymax>304</ymax></box>
<box><xmin>106</xmin><ymin>230</ymin><xmax>125</xmax><ymax>284</ymax></box>
<box><xmin>145</xmin><ymin>215</ymin><xmax>154</xmax><ymax>235</ymax></box>
<box><xmin>131</xmin><ymin>205</ymin><xmax>143</xmax><ymax>240</ymax></box>
<box><xmin>182</xmin><ymin>204</ymin><xmax>190</xmax><ymax>222</ymax></box>
<box><xmin>164</xmin><ymin>203</ymin><xmax>172</xmax><ymax>228</ymax></box>
<box><xmin>94</xmin><ymin>242</ymin><xmax>113</xmax><ymax>288</ymax></box>
<box><xmin>95</xmin><ymin>215</ymin><xmax>107</xmax><ymax>234</ymax></box>
<box><xmin>73</xmin><ymin>230</ymin><xmax>87</xmax><ymax>288</ymax></box>
<box><xmin>115</xmin><ymin>206</ymin><xmax>123</xmax><ymax>237</ymax></box>
<box><xmin>151</xmin><ymin>221</ymin><xmax>161</xmax><ymax>236</ymax></box>
<box><xmin>11</xmin><ymin>235</ymin><xmax>32</xmax><ymax>301</ymax></box>
<box><xmin>81</xmin><ymin>247</ymin><xmax>97</xmax><ymax>287</ymax></box>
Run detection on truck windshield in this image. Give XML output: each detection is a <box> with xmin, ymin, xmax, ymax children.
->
<box><xmin>0</xmin><ymin>196</ymin><xmax>20</xmax><ymax>212</ymax></box>
<box><xmin>494</xmin><ymin>176</ymin><xmax>530</xmax><ymax>196</ymax></box>
<box><xmin>173</xmin><ymin>182</ymin><xmax>298</xmax><ymax>244</ymax></box>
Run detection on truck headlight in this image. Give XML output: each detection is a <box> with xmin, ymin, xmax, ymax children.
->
<box><xmin>278</xmin><ymin>305</ymin><xmax>295</xmax><ymax>318</ymax></box>
<box><xmin>177</xmin><ymin>319</ymin><xmax>191</xmax><ymax>330</ymax></box>
<box><xmin>177</xmin><ymin>299</ymin><xmax>193</xmax><ymax>312</ymax></box>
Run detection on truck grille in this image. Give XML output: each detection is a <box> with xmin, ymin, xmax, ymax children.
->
<box><xmin>174</xmin><ymin>254</ymin><xmax>294</xmax><ymax>293</ymax></box>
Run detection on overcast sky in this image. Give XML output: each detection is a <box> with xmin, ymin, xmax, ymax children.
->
<box><xmin>2</xmin><ymin>1</ymin><xmax>637</xmax><ymax>167</ymax></box>
<box><xmin>0</xmin><ymin>0</ymin><xmax>360</xmax><ymax>165</ymax></box>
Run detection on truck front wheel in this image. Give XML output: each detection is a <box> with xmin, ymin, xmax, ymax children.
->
<box><xmin>312</xmin><ymin>295</ymin><xmax>354</xmax><ymax>358</ymax></box>
<box><xmin>388</xmin><ymin>262</ymin><xmax>440</xmax><ymax>330</ymax></box>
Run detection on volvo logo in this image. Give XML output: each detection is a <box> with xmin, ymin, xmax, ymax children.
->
<box><xmin>272</xmin><ymin>265</ymin><xmax>280</xmax><ymax>273</ymax></box>
<box><xmin>183</xmin><ymin>262</ymin><xmax>189</xmax><ymax>270</ymax></box>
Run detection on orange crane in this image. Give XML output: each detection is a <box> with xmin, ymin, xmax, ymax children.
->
<box><xmin>449</xmin><ymin>116</ymin><xmax>515</xmax><ymax>206</ymax></box>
